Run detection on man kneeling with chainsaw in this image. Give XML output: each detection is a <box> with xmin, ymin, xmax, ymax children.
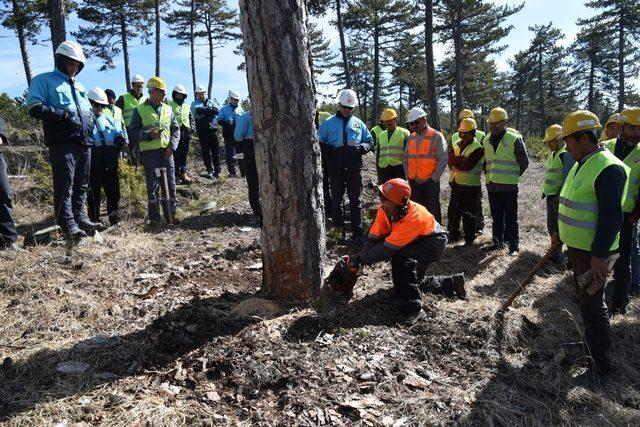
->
<box><xmin>327</xmin><ymin>178</ymin><xmax>465</xmax><ymax>326</ymax></box>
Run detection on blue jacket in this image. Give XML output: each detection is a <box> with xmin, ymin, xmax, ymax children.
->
<box><xmin>317</xmin><ymin>112</ymin><xmax>372</xmax><ymax>171</ymax></box>
<box><xmin>26</xmin><ymin>69</ymin><xmax>94</xmax><ymax>146</ymax></box>
<box><xmin>191</xmin><ymin>98</ymin><xmax>220</xmax><ymax>132</ymax></box>
<box><xmin>217</xmin><ymin>103</ymin><xmax>244</xmax><ymax>138</ymax></box>
<box><xmin>92</xmin><ymin>112</ymin><xmax>127</xmax><ymax>148</ymax></box>
<box><xmin>234</xmin><ymin>112</ymin><xmax>254</xmax><ymax>141</ymax></box>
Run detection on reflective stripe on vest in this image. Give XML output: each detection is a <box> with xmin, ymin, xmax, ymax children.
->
<box><xmin>377</xmin><ymin>127</ymin><xmax>408</xmax><ymax>168</ymax></box>
<box><xmin>136</xmin><ymin>103</ymin><xmax>172</xmax><ymax>152</ymax></box>
<box><xmin>558</xmin><ymin>149</ymin><xmax>629</xmax><ymax>251</ymax></box>
<box><xmin>450</xmin><ymin>139</ymin><xmax>484</xmax><ymax>186</ymax></box>
<box><xmin>406</xmin><ymin>128</ymin><xmax>442</xmax><ymax>180</ymax></box>
<box><xmin>483</xmin><ymin>130</ymin><xmax>520</xmax><ymax>185</ymax></box>
<box><xmin>603</xmin><ymin>138</ymin><xmax>640</xmax><ymax>213</ymax></box>
<box><xmin>542</xmin><ymin>145</ymin><xmax>567</xmax><ymax>196</ymax></box>
<box><xmin>168</xmin><ymin>101</ymin><xmax>191</xmax><ymax>128</ymax></box>
<box><xmin>123</xmin><ymin>93</ymin><xmax>146</xmax><ymax>127</ymax></box>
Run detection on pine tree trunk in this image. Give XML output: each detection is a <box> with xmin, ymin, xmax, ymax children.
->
<box><xmin>424</xmin><ymin>0</ymin><xmax>440</xmax><ymax>130</ymax></box>
<box><xmin>372</xmin><ymin>26</ymin><xmax>380</xmax><ymax>126</ymax></box>
<box><xmin>48</xmin><ymin>0</ymin><xmax>66</xmax><ymax>54</ymax></box>
<box><xmin>588</xmin><ymin>52</ymin><xmax>595</xmax><ymax>112</ymax></box>
<box><xmin>190</xmin><ymin>0</ymin><xmax>196</xmax><ymax>93</ymax></box>
<box><xmin>449</xmin><ymin>86</ymin><xmax>454</xmax><ymax>131</ymax></box>
<box><xmin>452</xmin><ymin>13</ymin><xmax>463</xmax><ymax>120</ymax></box>
<box><xmin>537</xmin><ymin>48</ymin><xmax>545</xmax><ymax>134</ymax></box>
<box><xmin>335</xmin><ymin>0</ymin><xmax>351</xmax><ymax>88</ymax></box>
<box><xmin>238</xmin><ymin>0</ymin><xmax>325</xmax><ymax>301</ymax></box>
<box><xmin>207</xmin><ymin>19</ymin><xmax>214</xmax><ymax>97</ymax></box>
<box><xmin>120</xmin><ymin>12</ymin><xmax>131</xmax><ymax>91</ymax></box>
<box><xmin>13</xmin><ymin>0</ymin><xmax>31</xmax><ymax>85</ymax></box>
<box><xmin>616</xmin><ymin>4</ymin><xmax>625</xmax><ymax>111</ymax></box>
<box><xmin>155</xmin><ymin>0</ymin><xmax>161</xmax><ymax>76</ymax></box>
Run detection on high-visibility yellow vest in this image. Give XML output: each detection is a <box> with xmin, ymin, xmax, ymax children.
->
<box><xmin>168</xmin><ymin>100</ymin><xmax>191</xmax><ymax>128</ymax></box>
<box><xmin>483</xmin><ymin>130</ymin><xmax>521</xmax><ymax>185</ymax></box>
<box><xmin>104</xmin><ymin>105</ymin><xmax>123</xmax><ymax>125</ymax></box>
<box><xmin>377</xmin><ymin>127</ymin><xmax>409</xmax><ymax>168</ymax></box>
<box><xmin>542</xmin><ymin>145</ymin><xmax>568</xmax><ymax>196</ymax></box>
<box><xmin>123</xmin><ymin>93</ymin><xmax>146</xmax><ymax>127</ymax></box>
<box><xmin>136</xmin><ymin>102</ymin><xmax>172</xmax><ymax>152</ymax></box>
<box><xmin>603</xmin><ymin>138</ymin><xmax>640</xmax><ymax>213</ymax></box>
<box><xmin>452</xmin><ymin>130</ymin><xmax>485</xmax><ymax>148</ymax></box>
<box><xmin>559</xmin><ymin>149</ymin><xmax>629</xmax><ymax>251</ymax></box>
<box><xmin>318</xmin><ymin>111</ymin><xmax>331</xmax><ymax>126</ymax></box>
<box><xmin>371</xmin><ymin>125</ymin><xmax>384</xmax><ymax>138</ymax></box>
<box><xmin>450</xmin><ymin>139</ymin><xmax>483</xmax><ymax>186</ymax></box>
<box><xmin>406</xmin><ymin>128</ymin><xmax>442</xmax><ymax>180</ymax></box>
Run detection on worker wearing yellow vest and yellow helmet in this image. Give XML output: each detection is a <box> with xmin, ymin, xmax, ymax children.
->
<box><xmin>600</xmin><ymin>113</ymin><xmax>622</xmax><ymax>141</ymax></box>
<box><xmin>127</xmin><ymin>77</ymin><xmax>181</xmax><ymax>226</ymax></box>
<box><xmin>556</xmin><ymin>110</ymin><xmax>629</xmax><ymax>378</ymax></box>
<box><xmin>115</xmin><ymin>74</ymin><xmax>146</xmax><ymax>166</ymax></box>
<box><xmin>451</xmin><ymin>108</ymin><xmax>486</xmax><ymax>236</ymax></box>
<box><xmin>168</xmin><ymin>84</ymin><xmax>194</xmax><ymax>185</ymax></box>
<box><xmin>601</xmin><ymin>107</ymin><xmax>640</xmax><ymax>315</ymax></box>
<box><xmin>374</xmin><ymin>108</ymin><xmax>410</xmax><ymax>184</ymax></box>
<box><xmin>541</xmin><ymin>124</ymin><xmax>574</xmax><ymax>263</ymax></box>
<box><xmin>447</xmin><ymin>118</ymin><xmax>484</xmax><ymax>246</ymax></box>
<box><xmin>483</xmin><ymin>107</ymin><xmax>529</xmax><ymax>256</ymax></box>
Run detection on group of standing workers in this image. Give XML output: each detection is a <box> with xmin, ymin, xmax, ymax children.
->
<box><xmin>7</xmin><ymin>40</ymin><xmax>261</xmax><ymax>241</ymax></box>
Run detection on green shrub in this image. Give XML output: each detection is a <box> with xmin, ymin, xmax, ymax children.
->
<box><xmin>526</xmin><ymin>136</ymin><xmax>548</xmax><ymax>160</ymax></box>
<box><xmin>0</xmin><ymin>92</ymin><xmax>41</xmax><ymax>144</ymax></box>
<box><xmin>118</xmin><ymin>160</ymin><xmax>148</xmax><ymax>219</ymax></box>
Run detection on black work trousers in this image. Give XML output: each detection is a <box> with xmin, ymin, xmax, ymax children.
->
<box><xmin>0</xmin><ymin>154</ymin><xmax>17</xmax><ymax>245</ymax></box>
<box><xmin>198</xmin><ymin>129</ymin><xmax>220</xmax><ymax>175</ymax></box>
<box><xmin>391</xmin><ymin>233</ymin><xmax>448</xmax><ymax>315</ymax></box>
<box><xmin>174</xmin><ymin>125</ymin><xmax>191</xmax><ymax>176</ymax></box>
<box><xmin>88</xmin><ymin>148</ymin><xmax>120</xmax><ymax>226</ymax></box>
<box><xmin>568</xmin><ymin>247</ymin><xmax>612</xmax><ymax>371</ymax></box>
<box><xmin>243</xmin><ymin>139</ymin><xmax>262</xmax><ymax>220</ymax></box>
<box><xmin>223</xmin><ymin>133</ymin><xmax>245</xmax><ymax>177</ymax></box>
<box><xmin>377</xmin><ymin>164</ymin><xmax>406</xmax><ymax>185</ymax></box>
<box><xmin>49</xmin><ymin>144</ymin><xmax>92</xmax><ymax>234</ymax></box>
<box><xmin>447</xmin><ymin>184</ymin><xmax>481</xmax><ymax>244</ymax></box>
<box><xmin>329</xmin><ymin>168</ymin><xmax>363</xmax><ymax>238</ymax></box>
<box><xmin>487</xmin><ymin>189</ymin><xmax>519</xmax><ymax>251</ymax></box>
<box><xmin>612</xmin><ymin>214</ymin><xmax>633</xmax><ymax>311</ymax></box>
<box><xmin>320</xmin><ymin>145</ymin><xmax>332</xmax><ymax>217</ymax></box>
<box><xmin>409</xmin><ymin>179</ymin><xmax>442</xmax><ymax>223</ymax></box>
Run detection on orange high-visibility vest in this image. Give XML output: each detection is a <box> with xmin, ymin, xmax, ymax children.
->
<box><xmin>406</xmin><ymin>127</ymin><xmax>441</xmax><ymax>180</ymax></box>
<box><xmin>368</xmin><ymin>201</ymin><xmax>436</xmax><ymax>249</ymax></box>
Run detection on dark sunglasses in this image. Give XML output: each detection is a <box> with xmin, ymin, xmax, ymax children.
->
<box><xmin>133</xmin><ymin>84</ymin><xmax>143</xmax><ymax>88</ymax></box>
<box><xmin>340</xmin><ymin>104</ymin><xmax>354</xmax><ymax>110</ymax></box>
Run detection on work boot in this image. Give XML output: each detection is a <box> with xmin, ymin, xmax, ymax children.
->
<box><xmin>65</xmin><ymin>228</ymin><xmax>87</xmax><ymax>241</ymax></box>
<box><xmin>78</xmin><ymin>220</ymin><xmax>105</xmax><ymax>233</ymax></box>
<box><xmin>204</xmin><ymin>171</ymin><xmax>214</xmax><ymax>179</ymax></box>
<box><xmin>398</xmin><ymin>308</ymin><xmax>427</xmax><ymax>327</ymax></box>
<box><xmin>451</xmin><ymin>273</ymin><xmax>466</xmax><ymax>299</ymax></box>
<box><xmin>180</xmin><ymin>173</ymin><xmax>192</xmax><ymax>185</ymax></box>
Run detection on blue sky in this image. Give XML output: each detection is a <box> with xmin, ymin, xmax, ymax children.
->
<box><xmin>0</xmin><ymin>0</ymin><xmax>636</xmax><ymax>103</ymax></box>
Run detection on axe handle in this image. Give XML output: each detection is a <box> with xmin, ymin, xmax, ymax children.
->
<box><xmin>160</xmin><ymin>168</ymin><xmax>173</xmax><ymax>224</ymax></box>
<box><xmin>497</xmin><ymin>240</ymin><xmax>561</xmax><ymax>314</ymax></box>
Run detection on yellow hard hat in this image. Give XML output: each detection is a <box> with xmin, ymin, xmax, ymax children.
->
<box><xmin>380</xmin><ymin>108</ymin><xmax>398</xmax><ymax>122</ymax></box>
<box><xmin>458</xmin><ymin>118</ymin><xmax>477</xmax><ymax>133</ymax></box>
<box><xmin>542</xmin><ymin>124</ymin><xmax>563</xmax><ymax>143</ymax></box>
<box><xmin>147</xmin><ymin>76</ymin><xmax>166</xmax><ymax>91</ymax></box>
<box><xmin>561</xmin><ymin>110</ymin><xmax>601</xmax><ymax>137</ymax></box>
<box><xmin>488</xmin><ymin>107</ymin><xmax>508</xmax><ymax>123</ymax></box>
<box><xmin>459</xmin><ymin>109</ymin><xmax>474</xmax><ymax>120</ymax></box>
<box><xmin>619</xmin><ymin>107</ymin><xmax>640</xmax><ymax>126</ymax></box>
<box><xmin>604</xmin><ymin>113</ymin><xmax>621</xmax><ymax>127</ymax></box>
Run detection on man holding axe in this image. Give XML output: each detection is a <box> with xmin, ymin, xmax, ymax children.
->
<box><xmin>557</xmin><ymin>110</ymin><xmax>629</xmax><ymax>376</ymax></box>
<box><xmin>128</xmin><ymin>77</ymin><xmax>180</xmax><ymax>226</ymax></box>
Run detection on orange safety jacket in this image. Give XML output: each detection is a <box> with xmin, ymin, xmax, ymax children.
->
<box><xmin>406</xmin><ymin>127</ymin><xmax>441</xmax><ymax>181</ymax></box>
<box><xmin>368</xmin><ymin>201</ymin><xmax>436</xmax><ymax>249</ymax></box>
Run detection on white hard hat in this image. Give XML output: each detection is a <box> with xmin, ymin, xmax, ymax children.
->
<box><xmin>337</xmin><ymin>89</ymin><xmax>358</xmax><ymax>108</ymax></box>
<box><xmin>131</xmin><ymin>74</ymin><xmax>145</xmax><ymax>84</ymax></box>
<box><xmin>407</xmin><ymin>107</ymin><xmax>427</xmax><ymax>123</ymax></box>
<box><xmin>229</xmin><ymin>90</ymin><xmax>241</xmax><ymax>100</ymax></box>
<box><xmin>173</xmin><ymin>84</ymin><xmax>187</xmax><ymax>95</ymax></box>
<box><xmin>195</xmin><ymin>84</ymin><xmax>207</xmax><ymax>93</ymax></box>
<box><xmin>87</xmin><ymin>87</ymin><xmax>109</xmax><ymax>105</ymax></box>
<box><xmin>55</xmin><ymin>40</ymin><xmax>86</xmax><ymax>64</ymax></box>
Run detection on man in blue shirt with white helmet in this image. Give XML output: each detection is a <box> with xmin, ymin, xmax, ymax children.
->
<box><xmin>234</xmin><ymin>111</ymin><xmax>261</xmax><ymax>223</ymax></box>
<box><xmin>217</xmin><ymin>91</ymin><xmax>245</xmax><ymax>177</ymax></box>
<box><xmin>27</xmin><ymin>40</ymin><xmax>101</xmax><ymax>240</ymax></box>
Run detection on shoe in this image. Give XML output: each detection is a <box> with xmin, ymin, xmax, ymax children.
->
<box><xmin>146</xmin><ymin>220</ymin><xmax>161</xmax><ymax>229</ymax></box>
<box><xmin>509</xmin><ymin>249</ymin><xmax>519</xmax><ymax>257</ymax></box>
<box><xmin>448</xmin><ymin>235</ymin><xmax>462</xmax><ymax>244</ymax></box>
<box><xmin>398</xmin><ymin>308</ymin><xmax>427</xmax><ymax>326</ymax></box>
<box><xmin>451</xmin><ymin>273</ymin><xmax>466</xmax><ymax>299</ymax></box>
<box><xmin>463</xmin><ymin>240</ymin><xmax>475</xmax><ymax>248</ymax></box>
<box><xmin>78</xmin><ymin>220</ymin><xmax>105</xmax><ymax>232</ymax></box>
<box><xmin>228</xmin><ymin>173</ymin><xmax>237</xmax><ymax>178</ymax></box>
<box><xmin>66</xmin><ymin>229</ymin><xmax>87</xmax><ymax>241</ymax></box>
<box><xmin>180</xmin><ymin>173</ymin><xmax>192</xmax><ymax>185</ymax></box>
<box><xmin>608</xmin><ymin>306</ymin><xmax>627</xmax><ymax>317</ymax></box>
<box><xmin>484</xmin><ymin>242</ymin><xmax>505</xmax><ymax>252</ymax></box>
<box><xmin>204</xmin><ymin>172</ymin><xmax>214</xmax><ymax>179</ymax></box>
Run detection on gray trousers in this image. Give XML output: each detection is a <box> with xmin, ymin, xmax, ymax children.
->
<box><xmin>141</xmin><ymin>149</ymin><xmax>176</xmax><ymax>222</ymax></box>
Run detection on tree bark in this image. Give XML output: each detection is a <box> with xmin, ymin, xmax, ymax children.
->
<box><xmin>537</xmin><ymin>47</ymin><xmax>545</xmax><ymax>134</ymax></box>
<box><xmin>12</xmin><ymin>0</ymin><xmax>32</xmax><ymax>85</ymax></box>
<box><xmin>190</xmin><ymin>0</ymin><xmax>196</xmax><ymax>93</ymax></box>
<box><xmin>48</xmin><ymin>0</ymin><xmax>66</xmax><ymax>55</ymax></box>
<box><xmin>587</xmin><ymin>52</ymin><xmax>595</xmax><ymax>111</ymax></box>
<box><xmin>238</xmin><ymin>0</ymin><xmax>325</xmax><ymax>301</ymax></box>
<box><xmin>424</xmin><ymin>0</ymin><xmax>440</xmax><ymax>130</ymax></box>
<box><xmin>155</xmin><ymin>0</ymin><xmax>161</xmax><ymax>76</ymax></box>
<box><xmin>207</xmin><ymin>17</ymin><xmax>214</xmax><ymax>97</ymax></box>
<box><xmin>372</xmin><ymin>25</ymin><xmax>380</xmax><ymax>126</ymax></box>
<box><xmin>119</xmin><ymin>11</ymin><xmax>131</xmax><ymax>91</ymax></box>
<box><xmin>616</xmin><ymin>2</ymin><xmax>625</xmax><ymax>111</ymax></box>
<box><xmin>335</xmin><ymin>0</ymin><xmax>351</xmax><ymax>88</ymax></box>
<box><xmin>452</xmin><ymin>10</ymin><xmax>463</xmax><ymax>120</ymax></box>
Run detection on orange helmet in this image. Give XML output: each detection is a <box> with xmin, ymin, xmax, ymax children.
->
<box><xmin>378</xmin><ymin>178</ymin><xmax>411</xmax><ymax>205</ymax></box>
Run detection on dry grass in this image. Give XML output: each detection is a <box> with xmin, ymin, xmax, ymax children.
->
<box><xmin>1</xmin><ymin>154</ymin><xmax>639</xmax><ymax>425</ymax></box>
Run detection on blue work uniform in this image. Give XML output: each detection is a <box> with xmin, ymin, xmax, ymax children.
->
<box><xmin>27</xmin><ymin>68</ymin><xmax>95</xmax><ymax>235</ymax></box>
<box><xmin>317</xmin><ymin>112</ymin><xmax>373</xmax><ymax>238</ymax></box>
<box><xmin>234</xmin><ymin>112</ymin><xmax>261</xmax><ymax>221</ymax></box>
<box><xmin>217</xmin><ymin>103</ymin><xmax>245</xmax><ymax>176</ymax></box>
<box><xmin>0</xmin><ymin>112</ymin><xmax>18</xmax><ymax>246</ymax></box>
<box><xmin>191</xmin><ymin>98</ymin><xmax>221</xmax><ymax>175</ymax></box>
